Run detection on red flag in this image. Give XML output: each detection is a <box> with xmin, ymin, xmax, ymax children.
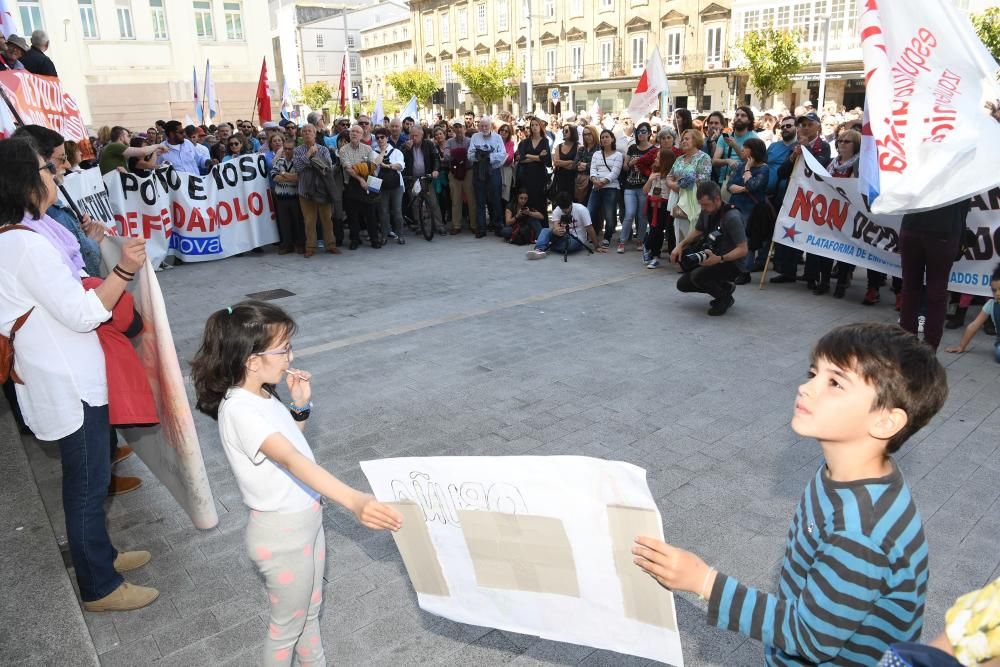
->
<box><xmin>255</xmin><ymin>58</ymin><xmax>272</xmax><ymax>122</ymax></box>
<box><xmin>337</xmin><ymin>56</ymin><xmax>347</xmax><ymax>114</ymax></box>
<box><xmin>338</xmin><ymin>55</ymin><xmax>347</xmax><ymax>114</ymax></box>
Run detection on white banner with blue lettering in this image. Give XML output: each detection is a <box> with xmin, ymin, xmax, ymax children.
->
<box><xmin>103</xmin><ymin>156</ymin><xmax>280</xmax><ymax>266</ymax></box>
<box><xmin>774</xmin><ymin>150</ymin><xmax>1000</xmax><ymax>297</ymax></box>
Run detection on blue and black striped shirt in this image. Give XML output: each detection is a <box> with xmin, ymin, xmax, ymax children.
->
<box><xmin>708</xmin><ymin>461</ymin><xmax>928</xmax><ymax>666</ymax></box>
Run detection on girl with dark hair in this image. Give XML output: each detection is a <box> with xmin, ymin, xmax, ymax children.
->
<box><xmin>0</xmin><ymin>138</ymin><xmax>156</xmax><ymax>613</ymax></box>
<box><xmin>515</xmin><ymin>118</ymin><xmax>551</xmax><ymax>214</ymax></box>
<box><xmin>672</xmin><ymin>108</ymin><xmax>693</xmax><ymax>135</ymax></box>
<box><xmin>588</xmin><ymin>129</ymin><xmax>623</xmax><ymax>244</ymax></box>
<box><xmin>501</xmin><ymin>187</ymin><xmax>545</xmax><ymax>242</ymax></box>
<box><xmin>222</xmin><ymin>134</ymin><xmax>249</xmax><ymax>162</ymax></box>
<box><xmin>190</xmin><ymin>300</ymin><xmax>402</xmax><ymax>666</ymax></box>
<box><xmin>642</xmin><ymin>148</ymin><xmax>679</xmax><ymax>268</ymax></box>
<box><xmin>552</xmin><ymin>123</ymin><xmax>579</xmax><ymax>202</ymax></box>
<box><xmin>725</xmin><ymin>136</ymin><xmax>770</xmax><ymax>283</ymax></box>
<box><xmin>620</xmin><ymin>121</ymin><xmax>656</xmax><ymax>253</ymax></box>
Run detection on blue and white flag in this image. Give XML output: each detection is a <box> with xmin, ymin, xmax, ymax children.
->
<box><xmin>203</xmin><ymin>60</ymin><xmax>218</xmax><ymax>120</ymax></box>
<box><xmin>193</xmin><ymin>66</ymin><xmax>203</xmax><ymax>124</ymax></box>
<box><xmin>400</xmin><ymin>95</ymin><xmax>418</xmax><ymax>122</ymax></box>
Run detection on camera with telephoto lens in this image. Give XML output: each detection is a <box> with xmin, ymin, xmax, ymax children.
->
<box><xmin>557</xmin><ymin>212</ymin><xmax>574</xmax><ymax>235</ymax></box>
<box><xmin>680</xmin><ymin>228</ymin><xmax>723</xmax><ymax>272</ymax></box>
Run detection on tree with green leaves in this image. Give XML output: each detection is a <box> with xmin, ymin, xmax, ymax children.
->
<box><xmin>733</xmin><ymin>28</ymin><xmax>806</xmax><ymax>107</ymax></box>
<box><xmin>296</xmin><ymin>82</ymin><xmax>334</xmax><ymax>111</ymax></box>
<box><xmin>385</xmin><ymin>69</ymin><xmax>440</xmax><ymax>107</ymax></box>
<box><xmin>453</xmin><ymin>59</ymin><xmax>520</xmax><ymax>109</ymax></box>
<box><xmin>971</xmin><ymin>7</ymin><xmax>1000</xmax><ymax>65</ymax></box>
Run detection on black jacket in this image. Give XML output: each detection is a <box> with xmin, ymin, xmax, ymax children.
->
<box><xmin>402</xmin><ymin>140</ymin><xmax>440</xmax><ymax>180</ymax></box>
<box><xmin>19</xmin><ymin>47</ymin><xmax>57</xmax><ymax>77</ymax></box>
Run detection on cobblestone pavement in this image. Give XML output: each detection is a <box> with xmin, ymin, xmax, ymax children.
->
<box><xmin>22</xmin><ymin>233</ymin><xmax>1000</xmax><ymax>666</ymax></box>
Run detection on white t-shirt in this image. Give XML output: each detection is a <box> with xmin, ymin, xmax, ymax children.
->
<box><xmin>550</xmin><ymin>203</ymin><xmax>593</xmax><ymax>243</ymax></box>
<box><xmin>218</xmin><ymin>387</ymin><xmax>321</xmax><ymax>512</ymax></box>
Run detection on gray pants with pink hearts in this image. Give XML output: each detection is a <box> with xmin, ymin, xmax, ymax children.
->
<box><xmin>246</xmin><ymin>501</ymin><xmax>326</xmax><ymax>666</ymax></box>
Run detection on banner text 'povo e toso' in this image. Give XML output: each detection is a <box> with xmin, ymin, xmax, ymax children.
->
<box><xmin>104</xmin><ymin>155</ymin><xmax>280</xmax><ymax>266</ymax></box>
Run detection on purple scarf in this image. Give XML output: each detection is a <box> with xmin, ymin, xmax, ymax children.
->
<box><xmin>20</xmin><ymin>211</ymin><xmax>86</xmax><ymax>281</ymax></box>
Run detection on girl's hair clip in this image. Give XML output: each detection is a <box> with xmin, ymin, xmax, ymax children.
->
<box><xmin>226</xmin><ymin>306</ymin><xmax>233</xmax><ymax>315</ymax></box>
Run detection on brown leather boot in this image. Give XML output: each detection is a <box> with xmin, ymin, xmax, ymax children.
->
<box><xmin>83</xmin><ymin>582</ymin><xmax>159</xmax><ymax>612</ymax></box>
<box><xmin>108</xmin><ymin>475</ymin><xmax>142</xmax><ymax>496</ymax></box>
<box><xmin>111</xmin><ymin>445</ymin><xmax>133</xmax><ymax>465</ymax></box>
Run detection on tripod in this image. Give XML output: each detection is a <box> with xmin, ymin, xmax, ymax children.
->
<box><xmin>555</xmin><ymin>215</ymin><xmax>595</xmax><ymax>263</ymax></box>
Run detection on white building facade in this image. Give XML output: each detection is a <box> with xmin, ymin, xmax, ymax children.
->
<box><xmin>13</xmin><ymin>0</ymin><xmax>275</xmax><ymax>128</ymax></box>
<box><xmin>359</xmin><ymin>17</ymin><xmax>413</xmax><ymax>104</ymax></box>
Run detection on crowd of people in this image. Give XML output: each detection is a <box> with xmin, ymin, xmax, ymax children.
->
<box><xmin>76</xmin><ymin>102</ymin><xmax>989</xmax><ymax>335</ymax></box>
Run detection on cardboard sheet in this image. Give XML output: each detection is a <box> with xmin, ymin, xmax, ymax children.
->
<box><xmin>607</xmin><ymin>505</ymin><xmax>678</xmax><ymax>631</ymax></box>
<box><xmin>361</xmin><ymin>456</ymin><xmax>684</xmax><ymax>666</ymax></box>
<box><xmin>387</xmin><ymin>501</ymin><xmax>450</xmax><ymax>596</ymax></box>
<box><xmin>458</xmin><ymin>510</ymin><xmax>579</xmax><ymax>597</ymax></box>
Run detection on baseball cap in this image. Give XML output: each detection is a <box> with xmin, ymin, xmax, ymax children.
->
<box><xmin>450</xmin><ymin>118</ymin><xmax>464</xmax><ymax>127</ymax></box>
<box><xmin>262</xmin><ymin>121</ymin><xmax>279</xmax><ymax>130</ymax></box>
<box><xmin>278</xmin><ymin>118</ymin><xmax>292</xmax><ymax>128</ymax></box>
<box><xmin>796</xmin><ymin>112</ymin><xmax>821</xmax><ymax>124</ymax></box>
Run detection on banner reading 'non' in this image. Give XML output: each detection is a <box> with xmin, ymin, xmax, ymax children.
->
<box><xmin>775</xmin><ymin>151</ymin><xmax>1000</xmax><ymax>297</ymax></box>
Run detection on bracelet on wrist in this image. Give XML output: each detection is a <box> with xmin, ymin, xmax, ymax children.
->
<box><xmin>113</xmin><ymin>266</ymin><xmax>135</xmax><ymax>281</ymax></box>
<box><xmin>114</xmin><ymin>264</ymin><xmax>136</xmax><ymax>277</ymax></box>
<box><xmin>288</xmin><ymin>400</ymin><xmax>313</xmax><ymax>414</ymax></box>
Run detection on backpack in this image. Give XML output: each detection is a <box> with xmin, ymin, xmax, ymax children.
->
<box><xmin>0</xmin><ymin>225</ymin><xmax>37</xmax><ymax>385</ymax></box>
<box><xmin>509</xmin><ymin>220</ymin><xmax>536</xmax><ymax>246</ymax></box>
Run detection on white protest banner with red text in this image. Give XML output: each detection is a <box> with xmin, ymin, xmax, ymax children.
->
<box><xmin>774</xmin><ymin>150</ymin><xmax>1000</xmax><ymax>297</ymax></box>
<box><xmin>0</xmin><ymin>70</ymin><xmax>94</xmax><ymax>158</ymax></box>
<box><xmin>98</xmin><ymin>242</ymin><xmax>218</xmax><ymax>530</ymax></box>
<box><xmin>104</xmin><ymin>155</ymin><xmax>279</xmax><ymax>267</ymax></box>
<box><xmin>858</xmin><ymin>0</ymin><xmax>1000</xmax><ymax>214</ymax></box>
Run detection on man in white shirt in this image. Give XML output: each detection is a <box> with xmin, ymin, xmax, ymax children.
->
<box><xmin>185</xmin><ymin>125</ymin><xmax>212</xmax><ymax>174</ymax></box>
<box><xmin>159</xmin><ymin>120</ymin><xmax>214</xmax><ymax>175</ymax></box>
<box><xmin>526</xmin><ymin>192</ymin><xmax>607</xmax><ymax>259</ymax></box>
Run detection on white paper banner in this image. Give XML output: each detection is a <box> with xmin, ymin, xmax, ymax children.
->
<box><xmin>775</xmin><ymin>150</ymin><xmax>1000</xmax><ymax>297</ymax></box>
<box><xmin>59</xmin><ymin>168</ymin><xmax>117</xmax><ymax>227</ymax></box>
<box><xmin>103</xmin><ymin>156</ymin><xmax>280</xmax><ymax>266</ymax></box>
<box><xmin>98</xmin><ymin>241</ymin><xmax>218</xmax><ymax>529</ymax></box>
<box><xmin>858</xmin><ymin>0</ymin><xmax>1000</xmax><ymax>214</ymax></box>
<box><xmin>361</xmin><ymin>456</ymin><xmax>683</xmax><ymax>667</ymax></box>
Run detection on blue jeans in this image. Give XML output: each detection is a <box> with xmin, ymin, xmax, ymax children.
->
<box><xmin>621</xmin><ymin>188</ymin><xmax>648</xmax><ymax>244</ymax></box>
<box><xmin>588</xmin><ymin>187</ymin><xmax>617</xmax><ymax>241</ymax></box>
<box><xmin>535</xmin><ymin>227</ymin><xmax>583</xmax><ymax>254</ymax></box>
<box><xmin>58</xmin><ymin>402</ymin><xmax>122</xmax><ymax>601</ymax></box>
<box><xmin>474</xmin><ymin>169</ymin><xmax>502</xmax><ymax>230</ymax></box>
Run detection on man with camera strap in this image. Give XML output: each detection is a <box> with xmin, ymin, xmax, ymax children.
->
<box><xmin>670</xmin><ymin>181</ymin><xmax>748</xmax><ymax>316</ymax></box>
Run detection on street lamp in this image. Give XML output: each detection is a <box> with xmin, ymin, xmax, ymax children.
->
<box><xmin>817</xmin><ymin>14</ymin><xmax>831</xmax><ymax>111</ymax></box>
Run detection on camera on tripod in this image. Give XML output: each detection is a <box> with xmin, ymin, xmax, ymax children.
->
<box><xmin>680</xmin><ymin>228</ymin><xmax>723</xmax><ymax>272</ymax></box>
<box><xmin>558</xmin><ymin>212</ymin><xmax>574</xmax><ymax>232</ymax></box>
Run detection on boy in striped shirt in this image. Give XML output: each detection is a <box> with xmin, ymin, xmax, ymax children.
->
<box><xmin>633</xmin><ymin>323</ymin><xmax>948</xmax><ymax>666</ymax></box>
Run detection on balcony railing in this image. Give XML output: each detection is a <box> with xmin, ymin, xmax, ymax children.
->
<box><xmin>529</xmin><ymin>55</ymin><xmax>731</xmax><ymax>85</ymax></box>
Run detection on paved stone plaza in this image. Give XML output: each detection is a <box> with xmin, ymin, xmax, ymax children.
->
<box><xmin>16</xmin><ymin>234</ymin><xmax>1000</xmax><ymax>666</ymax></box>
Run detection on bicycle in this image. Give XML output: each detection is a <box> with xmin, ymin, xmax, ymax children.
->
<box><xmin>407</xmin><ymin>175</ymin><xmax>436</xmax><ymax>241</ymax></box>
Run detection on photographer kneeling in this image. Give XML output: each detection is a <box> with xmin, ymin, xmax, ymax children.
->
<box><xmin>526</xmin><ymin>192</ymin><xmax>608</xmax><ymax>259</ymax></box>
<box><xmin>669</xmin><ymin>181</ymin><xmax>747</xmax><ymax>316</ymax></box>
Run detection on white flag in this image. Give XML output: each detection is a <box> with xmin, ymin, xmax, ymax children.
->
<box><xmin>590</xmin><ymin>98</ymin><xmax>602</xmax><ymax>120</ymax></box>
<box><xmin>0</xmin><ymin>94</ymin><xmax>17</xmax><ymax>139</ymax></box>
<box><xmin>203</xmin><ymin>60</ymin><xmax>218</xmax><ymax>120</ymax></box>
<box><xmin>400</xmin><ymin>95</ymin><xmax>418</xmax><ymax>123</ymax></box>
<box><xmin>280</xmin><ymin>79</ymin><xmax>292</xmax><ymax>120</ymax></box>
<box><xmin>0</xmin><ymin>0</ymin><xmax>18</xmax><ymax>38</ymax></box>
<box><xmin>626</xmin><ymin>47</ymin><xmax>668</xmax><ymax>123</ymax></box>
<box><xmin>859</xmin><ymin>0</ymin><xmax>1000</xmax><ymax>214</ymax></box>
<box><xmin>373</xmin><ymin>94</ymin><xmax>385</xmax><ymax>126</ymax></box>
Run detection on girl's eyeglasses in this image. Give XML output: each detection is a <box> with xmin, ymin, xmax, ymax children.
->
<box><xmin>254</xmin><ymin>344</ymin><xmax>293</xmax><ymax>359</ymax></box>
